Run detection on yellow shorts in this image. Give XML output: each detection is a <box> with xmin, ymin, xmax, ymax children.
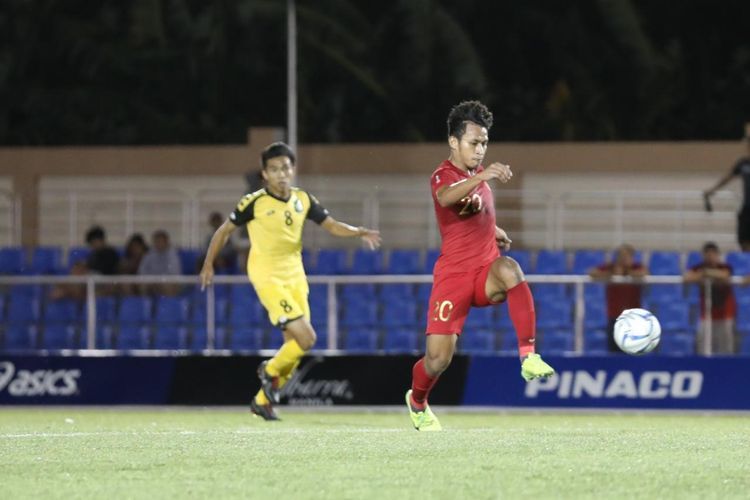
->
<box><xmin>254</xmin><ymin>279</ymin><xmax>310</xmax><ymax>328</ymax></box>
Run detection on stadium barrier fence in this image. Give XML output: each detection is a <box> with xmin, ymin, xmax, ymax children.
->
<box><xmin>0</xmin><ymin>274</ymin><xmax>746</xmax><ymax>355</ymax></box>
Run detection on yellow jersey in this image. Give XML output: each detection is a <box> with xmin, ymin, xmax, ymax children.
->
<box><xmin>229</xmin><ymin>187</ymin><xmax>329</xmax><ymax>286</ymax></box>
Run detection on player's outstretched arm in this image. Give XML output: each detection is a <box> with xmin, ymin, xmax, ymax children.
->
<box><xmin>435</xmin><ymin>163</ymin><xmax>513</xmax><ymax>207</ymax></box>
<box><xmin>705</xmin><ymin>168</ymin><xmax>736</xmax><ymax>198</ymax></box>
<box><xmin>320</xmin><ymin>216</ymin><xmax>381</xmax><ymax>250</ymax></box>
<box><xmin>200</xmin><ymin>220</ymin><xmax>237</xmax><ymax>290</ymax></box>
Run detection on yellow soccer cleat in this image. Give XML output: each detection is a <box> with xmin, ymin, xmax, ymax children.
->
<box><xmin>405</xmin><ymin>390</ymin><xmax>442</xmax><ymax>432</ymax></box>
<box><xmin>521</xmin><ymin>353</ymin><xmax>555</xmax><ymax>381</ymax></box>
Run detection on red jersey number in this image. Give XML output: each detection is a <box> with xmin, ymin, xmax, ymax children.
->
<box><xmin>458</xmin><ymin>193</ymin><xmax>483</xmax><ymax>216</ymax></box>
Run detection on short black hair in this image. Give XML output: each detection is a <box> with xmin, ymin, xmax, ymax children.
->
<box><xmin>447</xmin><ymin>100</ymin><xmax>494</xmax><ymax>140</ymax></box>
<box><xmin>702</xmin><ymin>241</ymin><xmax>719</xmax><ymax>252</ymax></box>
<box><xmin>261</xmin><ymin>142</ymin><xmax>296</xmax><ymax>168</ymax></box>
<box><xmin>85</xmin><ymin>225</ymin><xmax>105</xmax><ymax>244</ymax></box>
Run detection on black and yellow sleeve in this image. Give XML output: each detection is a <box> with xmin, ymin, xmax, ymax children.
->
<box><xmin>229</xmin><ymin>192</ymin><xmax>261</xmax><ymax>226</ymax></box>
<box><xmin>306</xmin><ymin>192</ymin><xmax>330</xmax><ymax>225</ymax></box>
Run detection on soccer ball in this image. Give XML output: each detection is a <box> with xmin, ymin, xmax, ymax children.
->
<box><xmin>613</xmin><ymin>308</ymin><xmax>661</xmax><ymax>355</ymax></box>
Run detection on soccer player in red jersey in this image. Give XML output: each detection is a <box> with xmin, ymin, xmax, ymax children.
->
<box><xmin>405</xmin><ymin>100</ymin><xmax>555</xmax><ymax>431</ymax></box>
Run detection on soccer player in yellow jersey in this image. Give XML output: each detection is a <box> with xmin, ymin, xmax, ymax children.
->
<box><xmin>200</xmin><ymin>142</ymin><xmax>381</xmax><ymax>420</ymax></box>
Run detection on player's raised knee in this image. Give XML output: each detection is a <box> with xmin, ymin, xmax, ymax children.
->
<box><xmin>494</xmin><ymin>256</ymin><xmax>525</xmax><ymax>285</ymax></box>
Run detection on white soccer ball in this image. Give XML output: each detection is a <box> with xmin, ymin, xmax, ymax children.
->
<box><xmin>613</xmin><ymin>308</ymin><xmax>661</xmax><ymax>355</ymax></box>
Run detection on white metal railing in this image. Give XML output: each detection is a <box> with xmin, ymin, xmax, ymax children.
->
<box><xmin>30</xmin><ymin>185</ymin><xmax>741</xmax><ymax>251</ymax></box>
<box><xmin>0</xmin><ymin>189</ymin><xmax>21</xmax><ymax>247</ymax></box>
<box><xmin>0</xmin><ymin>274</ymin><xmax>746</xmax><ymax>355</ymax></box>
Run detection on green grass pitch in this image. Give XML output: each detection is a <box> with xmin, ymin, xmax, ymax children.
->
<box><xmin>1</xmin><ymin>408</ymin><xmax>749</xmax><ymax>499</ymax></box>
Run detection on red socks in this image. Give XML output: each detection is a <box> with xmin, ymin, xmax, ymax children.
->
<box><xmin>410</xmin><ymin>358</ymin><xmax>438</xmax><ymax>409</ymax></box>
<box><xmin>507</xmin><ymin>281</ymin><xmax>537</xmax><ymax>358</ymax></box>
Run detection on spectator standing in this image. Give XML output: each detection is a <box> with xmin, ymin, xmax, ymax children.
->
<box><xmin>683</xmin><ymin>242</ymin><xmax>736</xmax><ymax>354</ymax></box>
<box><xmin>138</xmin><ymin>230</ymin><xmax>182</xmax><ymax>296</ymax></box>
<box><xmin>589</xmin><ymin>244</ymin><xmax>648</xmax><ymax>353</ymax></box>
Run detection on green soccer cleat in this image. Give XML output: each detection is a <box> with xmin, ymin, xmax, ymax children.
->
<box><xmin>405</xmin><ymin>390</ymin><xmax>442</xmax><ymax>432</ymax></box>
<box><xmin>521</xmin><ymin>353</ymin><xmax>555</xmax><ymax>381</ymax></box>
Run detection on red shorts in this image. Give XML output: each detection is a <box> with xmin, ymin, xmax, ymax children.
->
<box><xmin>425</xmin><ymin>261</ymin><xmax>499</xmax><ymax>335</ymax></box>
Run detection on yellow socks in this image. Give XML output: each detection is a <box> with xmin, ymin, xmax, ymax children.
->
<box><xmin>265</xmin><ymin>340</ymin><xmax>306</xmax><ymax>377</ymax></box>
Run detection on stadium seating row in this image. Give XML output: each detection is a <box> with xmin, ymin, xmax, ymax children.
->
<box><xmin>7</xmin><ymin>321</ymin><xmax>747</xmax><ymax>355</ymax></box>
<box><xmin>1</xmin><ymin>285</ymin><xmax>749</xmax><ymax>352</ymax></box>
<box><xmin>2</xmin><ymin>246</ymin><xmax>750</xmax><ymax>276</ymax></box>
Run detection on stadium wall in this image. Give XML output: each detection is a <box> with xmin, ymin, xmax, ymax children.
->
<box><xmin>1</xmin><ymin>354</ymin><xmax>748</xmax><ymax>410</ymax></box>
<box><xmin>0</xmin><ymin>128</ymin><xmax>745</xmax><ymax>246</ymax></box>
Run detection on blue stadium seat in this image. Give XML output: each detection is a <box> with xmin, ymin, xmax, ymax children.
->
<box><xmin>31</xmin><ymin>246</ymin><xmax>63</xmax><ymax>274</ymax></box>
<box><xmin>585</xmin><ymin>329</ymin><xmax>608</xmax><ymax>353</ymax></box>
<box><xmin>423</xmin><ymin>249</ymin><xmax>440</xmax><ymax>274</ymax></box>
<box><xmin>541</xmin><ymin>330</ymin><xmax>574</xmax><ymax>354</ymax></box>
<box><xmin>648</xmin><ymin>251</ymin><xmax>681</xmax><ymax>275</ymax></box>
<box><xmin>726</xmin><ymin>251</ymin><xmax>750</xmax><ymax>276</ymax></box>
<box><xmin>736</xmin><ymin>297</ymin><xmax>750</xmax><ymax>334</ymax></box>
<box><xmin>43</xmin><ymin>299</ymin><xmax>80</xmax><ymax>324</ymax></box>
<box><xmin>505</xmin><ymin>250</ymin><xmax>532</xmax><ymax>273</ymax></box>
<box><xmin>190</xmin><ymin>325</ymin><xmax>228</xmax><ymax>350</ymax></box>
<box><xmin>464</xmin><ymin>307</ymin><xmax>494</xmax><ymax>330</ymax></box>
<box><xmin>230</xmin><ymin>283</ymin><xmax>257</xmax><ymax>303</ymax></box>
<box><xmin>0</xmin><ymin>247</ymin><xmax>26</xmax><ymax>274</ymax></box>
<box><xmin>340</xmin><ymin>300</ymin><xmax>378</xmax><ymax>327</ymax></box>
<box><xmin>228</xmin><ymin>300</ymin><xmax>265</xmax><ymax>328</ymax></box>
<box><xmin>153</xmin><ymin>325</ymin><xmax>188</xmax><ymax>349</ymax></box>
<box><xmin>416</xmin><ymin>284</ymin><xmax>432</xmax><ymax>302</ymax></box>
<box><xmin>572</xmin><ymin>249</ymin><xmax>606</xmax><ymax>275</ymax></box>
<box><xmin>309</xmin><ymin>292</ymin><xmax>329</xmax><ymax>320</ymax></box>
<box><xmin>66</xmin><ymin>246</ymin><xmax>90</xmax><ymax>268</ymax></box>
<box><xmin>264</xmin><ymin>328</ymin><xmax>284</xmax><ymax>349</ymax></box>
<box><xmin>7</xmin><ymin>295</ymin><xmax>40</xmax><ymax>324</ymax></box>
<box><xmin>86</xmin><ymin>325</ymin><xmax>115</xmax><ymax>350</ymax></box>
<box><xmin>95</xmin><ymin>296</ymin><xmax>117</xmax><ymax>324</ymax></box>
<box><xmin>739</xmin><ymin>334</ymin><xmax>750</xmax><ymax>355</ymax></box>
<box><xmin>500</xmin><ymin>331</ymin><xmax>518</xmax><ymax>351</ymax></box>
<box><xmin>734</xmin><ymin>285</ymin><xmax>750</xmax><ymax>303</ymax></box>
<box><xmin>379</xmin><ymin>283</ymin><xmax>415</xmax><ymax>301</ymax></box>
<box><xmin>388</xmin><ymin>249</ymin><xmax>421</xmax><ymax>274</ymax></box>
<box><xmin>536</xmin><ymin>299</ymin><xmax>573</xmax><ymax>330</ymax></box>
<box><xmin>302</xmin><ymin>248</ymin><xmax>314</xmax><ymax>274</ymax></box>
<box><xmin>532</xmin><ymin>283</ymin><xmax>569</xmax><ymax>299</ymax></box>
<box><xmin>3</xmin><ymin>325</ymin><xmax>35</xmax><ymax>350</ymax></box>
<box><xmin>117</xmin><ymin>297</ymin><xmax>152</xmax><ymax>324</ymax></box>
<box><xmin>178</xmin><ymin>248</ymin><xmax>200</xmax><ymax>274</ymax></box>
<box><xmin>685</xmin><ymin>251</ymin><xmax>702</xmax><ymax>270</ymax></box>
<box><xmin>654</xmin><ymin>302</ymin><xmax>691</xmax><ymax>332</ymax></box>
<box><xmin>535</xmin><ymin>250</ymin><xmax>568</xmax><ymax>274</ymax></box>
<box><xmin>659</xmin><ymin>333</ymin><xmax>694</xmax><ymax>355</ymax></box>
<box><xmin>230</xmin><ymin>327</ymin><xmax>264</xmax><ymax>350</ymax></box>
<box><xmin>191</xmin><ymin>297</ymin><xmax>229</xmax><ymax>326</ymax></box>
<box><xmin>345</xmin><ymin>328</ymin><xmax>379</xmax><ymax>351</ymax></box>
<box><xmin>383</xmin><ymin>328</ymin><xmax>418</xmax><ymax>352</ymax></box>
<box><xmin>584</xmin><ymin>300</ymin><xmax>607</xmax><ymax>329</ymax></box>
<box><xmin>0</xmin><ymin>294</ymin><xmax>5</xmax><ymax>322</ymax></box>
<box><xmin>155</xmin><ymin>297</ymin><xmax>190</xmax><ymax>325</ymax></box>
<box><xmin>314</xmin><ymin>249</ymin><xmax>348</xmax><ymax>275</ymax></box>
<box><xmin>584</xmin><ymin>283</ymin><xmax>606</xmax><ymax>302</ymax></box>
<box><xmin>645</xmin><ymin>284</ymin><xmax>683</xmax><ymax>303</ymax></box>
<box><xmin>381</xmin><ymin>301</ymin><xmax>419</xmax><ymax>327</ymax></box>
<box><xmin>41</xmin><ymin>324</ymin><xmax>76</xmax><ymax>349</ymax></box>
<box><xmin>116</xmin><ymin>325</ymin><xmax>151</xmax><ymax>349</ymax></box>
<box><xmin>340</xmin><ymin>283</ymin><xmax>377</xmax><ymax>300</ymax></box>
<box><xmin>459</xmin><ymin>329</ymin><xmax>496</xmax><ymax>353</ymax></box>
<box><xmin>496</xmin><ymin>302</ymin><xmax>514</xmax><ymax>330</ymax></box>
<box><xmin>351</xmin><ymin>249</ymin><xmax>383</xmax><ymax>274</ymax></box>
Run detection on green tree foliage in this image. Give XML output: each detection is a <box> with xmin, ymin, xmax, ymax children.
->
<box><xmin>0</xmin><ymin>0</ymin><xmax>748</xmax><ymax>144</ymax></box>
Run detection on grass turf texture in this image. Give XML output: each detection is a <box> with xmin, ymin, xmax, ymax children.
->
<box><xmin>1</xmin><ymin>408</ymin><xmax>749</xmax><ymax>499</ymax></box>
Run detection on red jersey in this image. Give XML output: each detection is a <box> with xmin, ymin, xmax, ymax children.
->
<box><xmin>691</xmin><ymin>262</ymin><xmax>736</xmax><ymax>320</ymax></box>
<box><xmin>430</xmin><ymin>160</ymin><xmax>499</xmax><ymax>275</ymax></box>
<box><xmin>596</xmin><ymin>262</ymin><xmax>645</xmax><ymax>319</ymax></box>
